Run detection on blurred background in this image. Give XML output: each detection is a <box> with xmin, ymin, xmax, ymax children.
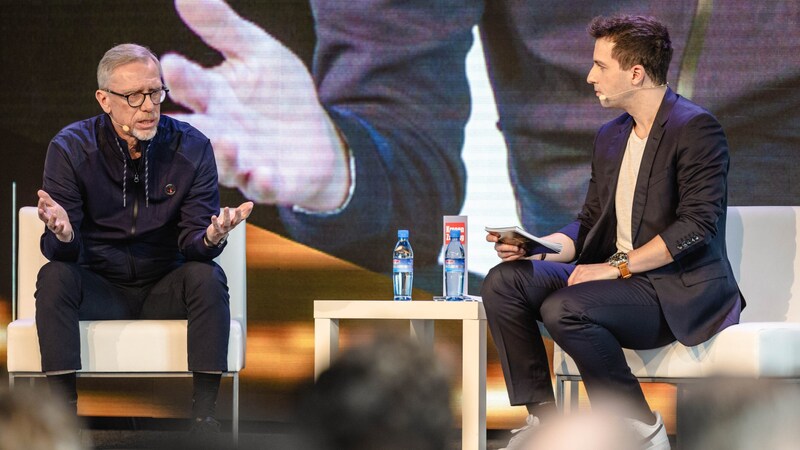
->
<box><xmin>2</xmin><ymin>0</ymin><xmax>797</xmax><ymax>434</ymax></box>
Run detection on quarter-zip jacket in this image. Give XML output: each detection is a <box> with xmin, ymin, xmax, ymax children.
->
<box><xmin>40</xmin><ymin>114</ymin><xmax>225</xmax><ymax>284</ymax></box>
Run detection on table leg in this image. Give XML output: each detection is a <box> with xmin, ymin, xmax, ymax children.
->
<box><xmin>556</xmin><ymin>375</ymin><xmax>565</xmax><ymax>411</ymax></box>
<box><xmin>232</xmin><ymin>373</ymin><xmax>240</xmax><ymax>446</ymax></box>
<box><xmin>410</xmin><ymin>319</ymin><xmax>434</xmax><ymax>348</ymax></box>
<box><xmin>569</xmin><ymin>378</ymin><xmax>580</xmax><ymax>412</ymax></box>
<box><xmin>462</xmin><ymin>319</ymin><xmax>487</xmax><ymax>450</ymax></box>
<box><xmin>315</xmin><ymin>318</ymin><xmax>340</xmax><ymax>380</ymax></box>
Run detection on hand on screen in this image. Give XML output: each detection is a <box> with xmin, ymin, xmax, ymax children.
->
<box><xmin>162</xmin><ymin>0</ymin><xmax>350</xmax><ymax>212</ymax></box>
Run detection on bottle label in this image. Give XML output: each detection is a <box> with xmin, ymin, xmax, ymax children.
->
<box><xmin>444</xmin><ymin>258</ymin><xmax>465</xmax><ymax>272</ymax></box>
<box><xmin>393</xmin><ymin>259</ymin><xmax>413</xmax><ymax>272</ymax></box>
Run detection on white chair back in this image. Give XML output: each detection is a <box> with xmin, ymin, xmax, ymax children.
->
<box><xmin>16</xmin><ymin>207</ymin><xmax>247</xmax><ymax>330</ymax></box>
<box><xmin>726</xmin><ymin>206</ymin><xmax>800</xmax><ymax>323</ymax></box>
<box><xmin>17</xmin><ymin>207</ymin><xmax>48</xmax><ymax>320</ymax></box>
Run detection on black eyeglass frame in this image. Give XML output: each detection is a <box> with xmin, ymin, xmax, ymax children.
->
<box><xmin>104</xmin><ymin>87</ymin><xmax>169</xmax><ymax>108</ymax></box>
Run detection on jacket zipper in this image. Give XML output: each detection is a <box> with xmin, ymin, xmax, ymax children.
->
<box><xmin>128</xmin><ymin>189</ymin><xmax>139</xmax><ymax>280</ymax></box>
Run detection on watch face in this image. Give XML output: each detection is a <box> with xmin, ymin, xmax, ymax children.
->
<box><xmin>607</xmin><ymin>251</ymin><xmax>629</xmax><ymax>266</ymax></box>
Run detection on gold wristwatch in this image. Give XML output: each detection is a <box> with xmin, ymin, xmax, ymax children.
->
<box><xmin>607</xmin><ymin>252</ymin><xmax>632</xmax><ymax>279</ymax></box>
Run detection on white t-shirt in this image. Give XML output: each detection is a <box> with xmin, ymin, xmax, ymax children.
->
<box><xmin>615</xmin><ymin>130</ymin><xmax>648</xmax><ymax>253</ymax></box>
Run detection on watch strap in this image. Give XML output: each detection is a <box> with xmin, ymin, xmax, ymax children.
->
<box><xmin>203</xmin><ymin>233</ymin><xmax>228</xmax><ymax>248</ymax></box>
<box><xmin>618</xmin><ymin>261</ymin><xmax>632</xmax><ymax>279</ymax></box>
<box><xmin>607</xmin><ymin>251</ymin><xmax>632</xmax><ymax>279</ymax></box>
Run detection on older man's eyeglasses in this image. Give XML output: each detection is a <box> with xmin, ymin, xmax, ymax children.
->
<box><xmin>105</xmin><ymin>88</ymin><xmax>169</xmax><ymax>108</ymax></box>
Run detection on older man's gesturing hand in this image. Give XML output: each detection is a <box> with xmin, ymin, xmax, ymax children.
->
<box><xmin>37</xmin><ymin>190</ymin><xmax>74</xmax><ymax>243</ymax></box>
<box><xmin>206</xmin><ymin>201</ymin><xmax>254</xmax><ymax>246</ymax></box>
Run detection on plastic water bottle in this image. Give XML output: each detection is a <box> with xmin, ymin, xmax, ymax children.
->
<box><xmin>444</xmin><ymin>229</ymin><xmax>465</xmax><ymax>301</ymax></box>
<box><xmin>393</xmin><ymin>230</ymin><xmax>414</xmax><ymax>301</ymax></box>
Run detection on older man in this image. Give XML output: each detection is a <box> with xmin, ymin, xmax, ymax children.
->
<box><xmin>35</xmin><ymin>43</ymin><xmax>252</xmax><ymax>432</ymax></box>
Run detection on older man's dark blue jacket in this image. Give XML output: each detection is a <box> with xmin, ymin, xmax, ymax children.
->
<box><xmin>41</xmin><ymin>114</ymin><xmax>224</xmax><ymax>284</ymax></box>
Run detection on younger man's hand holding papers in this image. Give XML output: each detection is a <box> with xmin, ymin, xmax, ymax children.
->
<box><xmin>485</xmin><ymin>226</ymin><xmax>576</xmax><ymax>263</ymax></box>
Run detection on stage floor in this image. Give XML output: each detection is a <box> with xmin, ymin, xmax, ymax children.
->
<box><xmin>84</xmin><ymin>418</ymin><xmax>677</xmax><ymax>449</ymax></box>
<box><xmin>85</xmin><ymin>419</ymin><xmax>513</xmax><ymax>450</ymax></box>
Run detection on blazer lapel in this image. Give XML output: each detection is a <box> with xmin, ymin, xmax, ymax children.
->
<box><xmin>607</xmin><ymin>121</ymin><xmax>633</xmax><ymax>198</ymax></box>
<box><xmin>601</xmin><ymin>120</ymin><xmax>632</xmax><ymax>221</ymax></box>
<box><xmin>631</xmin><ymin>88</ymin><xmax>679</xmax><ymax>244</ymax></box>
<box><xmin>580</xmin><ymin>117</ymin><xmax>632</xmax><ymax>261</ymax></box>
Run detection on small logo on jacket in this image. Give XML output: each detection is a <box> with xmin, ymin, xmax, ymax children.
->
<box><xmin>164</xmin><ymin>184</ymin><xmax>176</xmax><ymax>195</ymax></box>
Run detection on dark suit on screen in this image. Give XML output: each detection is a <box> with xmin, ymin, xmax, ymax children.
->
<box><xmin>481</xmin><ymin>88</ymin><xmax>743</xmax><ymax>417</ymax></box>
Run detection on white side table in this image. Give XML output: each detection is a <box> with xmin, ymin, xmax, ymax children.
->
<box><xmin>314</xmin><ymin>300</ymin><xmax>487</xmax><ymax>450</ymax></box>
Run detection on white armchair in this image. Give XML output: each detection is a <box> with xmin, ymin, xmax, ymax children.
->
<box><xmin>6</xmin><ymin>206</ymin><xmax>247</xmax><ymax>441</ymax></box>
<box><xmin>554</xmin><ymin>206</ymin><xmax>800</xmax><ymax>411</ymax></box>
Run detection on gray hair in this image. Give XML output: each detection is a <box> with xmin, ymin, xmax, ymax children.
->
<box><xmin>97</xmin><ymin>43</ymin><xmax>162</xmax><ymax>89</ymax></box>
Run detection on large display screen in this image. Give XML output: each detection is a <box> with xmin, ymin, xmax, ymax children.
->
<box><xmin>2</xmin><ymin>0</ymin><xmax>798</xmax><ymax>426</ymax></box>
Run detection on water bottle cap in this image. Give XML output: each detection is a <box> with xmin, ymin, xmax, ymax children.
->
<box><xmin>449</xmin><ymin>229</ymin><xmax>461</xmax><ymax>239</ymax></box>
<box><xmin>398</xmin><ymin>229</ymin><xmax>409</xmax><ymax>239</ymax></box>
